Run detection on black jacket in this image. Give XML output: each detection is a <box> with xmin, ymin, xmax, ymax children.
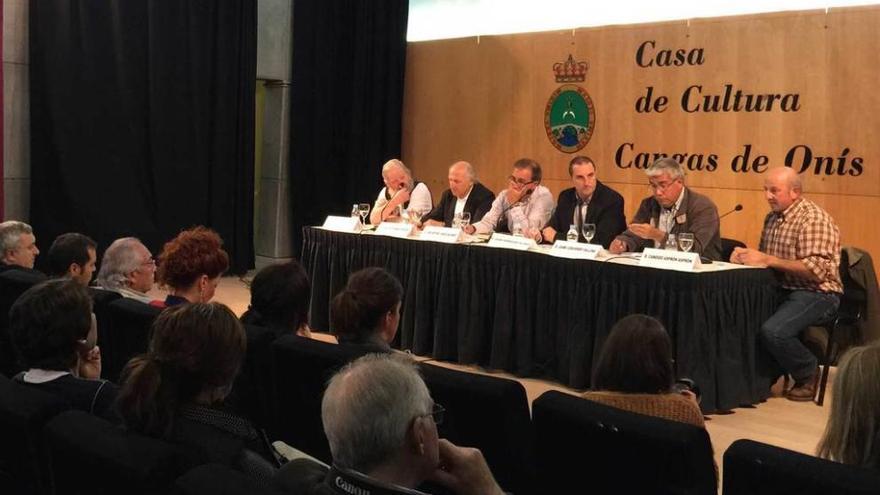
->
<box><xmin>420</xmin><ymin>182</ymin><xmax>495</xmax><ymax>227</ymax></box>
<box><xmin>547</xmin><ymin>180</ymin><xmax>626</xmax><ymax>248</ymax></box>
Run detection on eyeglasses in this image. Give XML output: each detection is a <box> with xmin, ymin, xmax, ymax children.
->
<box><xmin>649</xmin><ymin>179</ymin><xmax>679</xmax><ymax>192</ymax></box>
<box><xmin>141</xmin><ymin>257</ymin><xmax>156</xmax><ymax>267</ymax></box>
<box><xmin>420</xmin><ymin>403</ymin><xmax>445</xmax><ymax>426</ymax></box>
<box><xmin>507</xmin><ymin>175</ymin><xmax>536</xmax><ymax>187</ymax></box>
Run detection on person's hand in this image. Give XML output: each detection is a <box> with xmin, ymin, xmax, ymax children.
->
<box><xmin>505</xmin><ymin>183</ymin><xmax>535</xmax><ymax>206</ymax></box>
<box><xmin>390</xmin><ymin>187</ymin><xmax>411</xmax><ymax>208</ymax></box>
<box><xmin>731</xmin><ymin>247</ymin><xmax>769</xmax><ymax>267</ymax></box>
<box><xmin>542</xmin><ymin>226</ymin><xmax>557</xmax><ymax>243</ymax></box>
<box><xmin>429</xmin><ymin>439</ymin><xmax>505</xmax><ymax>495</ymax></box>
<box><xmin>627</xmin><ymin>223</ymin><xmax>665</xmax><ymax>243</ymax></box>
<box><xmin>463</xmin><ymin>224</ymin><xmax>476</xmax><ymax>235</ymax></box>
<box><xmin>423</xmin><ymin>219</ymin><xmax>444</xmax><ymax>228</ymax></box>
<box><xmin>78</xmin><ymin>345</ymin><xmax>102</xmax><ymax>380</ymax></box>
<box><xmin>523</xmin><ymin>228</ymin><xmax>542</xmax><ymax>243</ymax></box>
<box><xmin>609</xmin><ymin>239</ymin><xmax>627</xmax><ymax>254</ymax></box>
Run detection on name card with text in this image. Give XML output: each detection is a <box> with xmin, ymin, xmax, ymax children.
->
<box><xmin>375</xmin><ymin>222</ymin><xmax>415</xmax><ymax>239</ymax></box>
<box><xmin>487</xmin><ymin>233</ymin><xmax>537</xmax><ymax>251</ymax></box>
<box><xmin>322</xmin><ymin>216</ymin><xmax>362</xmax><ymax>233</ymax></box>
<box><xmin>420</xmin><ymin>226</ymin><xmax>463</xmax><ymax>244</ymax></box>
<box><xmin>639</xmin><ymin>248</ymin><xmax>702</xmax><ymax>271</ymax></box>
<box><xmin>548</xmin><ymin>241</ymin><xmax>603</xmax><ymax>260</ymax></box>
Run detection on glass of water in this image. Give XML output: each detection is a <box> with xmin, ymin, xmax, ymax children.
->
<box><xmin>358</xmin><ymin>203</ymin><xmax>370</xmax><ymax>225</ymax></box>
<box><xmin>678</xmin><ymin>232</ymin><xmax>695</xmax><ymax>252</ymax></box>
<box><xmin>459</xmin><ymin>211</ymin><xmax>471</xmax><ymax>230</ymax></box>
<box><xmin>582</xmin><ymin>223</ymin><xmax>596</xmax><ymax>244</ymax></box>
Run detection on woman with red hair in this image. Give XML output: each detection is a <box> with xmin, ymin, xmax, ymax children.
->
<box><xmin>153</xmin><ymin>226</ymin><xmax>229</xmax><ymax>308</ymax></box>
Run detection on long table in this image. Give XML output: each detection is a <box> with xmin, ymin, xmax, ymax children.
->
<box><xmin>301</xmin><ymin>226</ymin><xmax>780</xmax><ymax>413</ymax></box>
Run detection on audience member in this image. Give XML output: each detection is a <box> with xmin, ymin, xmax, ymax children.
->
<box><xmin>9</xmin><ymin>279</ymin><xmax>118</xmax><ymax>421</ymax></box>
<box><xmin>155</xmin><ymin>226</ymin><xmax>229</xmax><ymax>307</ymax></box>
<box><xmin>281</xmin><ymin>353</ymin><xmax>505</xmax><ymax>495</ymax></box>
<box><xmin>816</xmin><ymin>344</ymin><xmax>880</xmax><ymax>469</ymax></box>
<box><xmin>117</xmin><ymin>303</ymin><xmax>280</xmax><ymax>484</ymax></box>
<box><xmin>464</xmin><ymin>158</ymin><xmax>554</xmax><ymax>242</ymax></box>
<box><xmin>610</xmin><ymin>157</ymin><xmax>722</xmax><ymax>260</ymax></box>
<box><xmin>542</xmin><ymin>155</ymin><xmax>626</xmax><ymax>247</ymax></box>
<box><xmin>0</xmin><ymin>220</ymin><xmax>42</xmax><ymax>274</ymax></box>
<box><xmin>95</xmin><ymin>237</ymin><xmax>159</xmax><ymax>304</ymax></box>
<box><xmin>47</xmin><ymin>232</ymin><xmax>97</xmax><ymax>286</ymax></box>
<box><xmin>584</xmin><ymin>314</ymin><xmax>705</xmax><ymax>427</ymax></box>
<box><xmin>240</xmin><ymin>260</ymin><xmax>312</xmax><ymax>338</ymax></box>
<box><xmin>330</xmin><ymin>267</ymin><xmax>403</xmax><ymax>353</ymax></box>
<box><xmin>420</xmin><ymin>161</ymin><xmax>494</xmax><ymax>228</ymax></box>
<box><xmin>370</xmin><ymin>159</ymin><xmax>433</xmax><ymax>224</ymax></box>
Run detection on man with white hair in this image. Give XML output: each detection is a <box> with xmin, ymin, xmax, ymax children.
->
<box><xmin>421</xmin><ymin>161</ymin><xmax>494</xmax><ymax>228</ymax></box>
<box><xmin>0</xmin><ymin>220</ymin><xmax>42</xmax><ymax>273</ymax></box>
<box><xmin>309</xmin><ymin>353</ymin><xmax>505</xmax><ymax>495</ymax></box>
<box><xmin>610</xmin><ymin>157</ymin><xmax>722</xmax><ymax>260</ymax></box>
<box><xmin>731</xmin><ymin>167</ymin><xmax>842</xmax><ymax>401</ymax></box>
<box><xmin>95</xmin><ymin>237</ymin><xmax>157</xmax><ymax>304</ymax></box>
<box><xmin>369</xmin><ymin>159</ymin><xmax>433</xmax><ymax>224</ymax></box>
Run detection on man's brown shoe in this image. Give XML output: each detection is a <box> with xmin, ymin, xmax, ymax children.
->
<box><xmin>786</xmin><ymin>373</ymin><xmax>818</xmax><ymax>402</ymax></box>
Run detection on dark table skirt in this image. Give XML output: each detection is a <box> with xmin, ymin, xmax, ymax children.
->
<box><xmin>302</xmin><ymin>227</ymin><xmax>779</xmax><ymax>413</ymax></box>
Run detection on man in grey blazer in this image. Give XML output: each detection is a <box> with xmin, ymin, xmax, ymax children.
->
<box><xmin>610</xmin><ymin>158</ymin><xmax>722</xmax><ymax>260</ymax></box>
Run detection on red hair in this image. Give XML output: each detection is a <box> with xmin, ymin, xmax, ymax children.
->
<box><xmin>156</xmin><ymin>226</ymin><xmax>229</xmax><ymax>290</ymax></box>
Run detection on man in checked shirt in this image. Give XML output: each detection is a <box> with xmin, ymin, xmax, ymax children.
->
<box><xmin>730</xmin><ymin>167</ymin><xmax>842</xmax><ymax>401</ymax></box>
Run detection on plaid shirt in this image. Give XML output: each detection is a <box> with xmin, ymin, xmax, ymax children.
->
<box><xmin>759</xmin><ymin>197</ymin><xmax>842</xmax><ymax>294</ymax></box>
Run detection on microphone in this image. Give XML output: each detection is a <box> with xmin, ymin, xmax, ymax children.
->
<box><xmin>719</xmin><ymin>204</ymin><xmax>743</xmax><ymax>220</ymax></box>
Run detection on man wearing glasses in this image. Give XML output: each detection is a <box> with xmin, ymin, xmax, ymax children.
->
<box><xmin>95</xmin><ymin>237</ymin><xmax>159</xmax><ymax>304</ymax></box>
<box><xmin>463</xmin><ymin>158</ymin><xmax>554</xmax><ymax>243</ymax></box>
<box><xmin>286</xmin><ymin>354</ymin><xmax>505</xmax><ymax>495</ymax></box>
<box><xmin>610</xmin><ymin>157</ymin><xmax>722</xmax><ymax>260</ymax></box>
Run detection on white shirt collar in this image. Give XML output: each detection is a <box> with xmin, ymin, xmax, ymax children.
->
<box><xmin>23</xmin><ymin>369</ymin><xmax>71</xmax><ymax>384</ymax></box>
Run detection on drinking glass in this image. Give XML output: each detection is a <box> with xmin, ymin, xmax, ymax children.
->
<box><xmin>678</xmin><ymin>232</ymin><xmax>695</xmax><ymax>253</ymax></box>
<box><xmin>459</xmin><ymin>212</ymin><xmax>471</xmax><ymax>230</ymax></box>
<box><xmin>582</xmin><ymin>223</ymin><xmax>596</xmax><ymax>244</ymax></box>
<box><xmin>358</xmin><ymin>203</ymin><xmax>370</xmax><ymax>226</ymax></box>
<box><xmin>665</xmin><ymin>233</ymin><xmax>678</xmax><ymax>251</ymax></box>
<box><xmin>452</xmin><ymin>212</ymin><xmax>462</xmax><ymax>229</ymax></box>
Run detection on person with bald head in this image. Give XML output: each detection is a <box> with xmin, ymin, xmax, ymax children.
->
<box><xmin>369</xmin><ymin>159</ymin><xmax>433</xmax><ymax>224</ymax></box>
<box><xmin>731</xmin><ymin>167</ymin><xmax>842</xmax><ymax>401</ymax></box>
<box><xmin>420</xmin><ymin>161</ymin><xmax>495</xmax><ymax>228</ymax></box>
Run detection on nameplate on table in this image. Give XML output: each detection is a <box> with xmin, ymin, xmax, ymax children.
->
<box><xmin>375</xmin><ymin>222</ymin><xmax>415</xmax><ymax>239</ymax></box>
<box><xmin>322</xmin><ymin>216</ymin><xmax>362</xmax><ymax>233</ymax></box>
<box><xmin>420</xmin><ymin>226</ymin><xmax>463</xmax><ymax>244</ymax></box>
<box><xmin>639</xmin><ymin>248</ymin><xmax>701</xmax><ymax>271</ymax></box>
<box><xmin>487</xmin><ymin>233</ymin><xmax>536</xmax><ymax>251</ymax></box>
<box><xmin>548</xmin><ymin>241</ymin><xmax>602</xmax><ymax>260</ymax></box>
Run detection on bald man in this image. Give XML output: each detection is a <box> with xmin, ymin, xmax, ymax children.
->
<box><xmin>421</xmin><ymin>161</ymin><xmax>495</xmax><ymax>228</ymax></box>
<box><xmin>731</xmin><ymin>167</ymin><xmax>842</xmax><ymax>401</ymax></box>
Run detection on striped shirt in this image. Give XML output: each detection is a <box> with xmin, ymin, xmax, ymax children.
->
<box><xmin>759</xmin><ymin>197</ymin><xmax>842</xmax><ymax>294</ymax></box>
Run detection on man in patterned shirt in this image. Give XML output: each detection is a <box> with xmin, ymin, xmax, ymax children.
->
<box><xmin>730</xmin><ymin>167</ymin><xmax>842</xmax><ymax>401</ymax></box>
<box><xmin>463</xmin><ymin>158</ymin><xmax>555</xmax><ymax>242</ymax></box>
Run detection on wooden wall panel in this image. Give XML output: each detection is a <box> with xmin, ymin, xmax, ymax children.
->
<box><xmin>402</xmin><ymin>6</ymin><xmax>880</xmax><ymax>262</ymax></box>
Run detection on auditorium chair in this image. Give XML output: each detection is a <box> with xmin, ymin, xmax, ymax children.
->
<box><xmin>0</xmin><ymin>373</ymin><xmax>68</xmax><ymax>495</ymax></box>
<box><xmin>44</xmin><ymin>410</ymin><xmax>184</xmax><ymax>495</ymax></box>
<box><xmin>532</xmin><ymin>390</ymin><xmax>717</xmax><ymax>495</ymax></box>
<box><xmin>173</xmin><ymin>464</ymin><xmax>287</xmax><ymax>495</ymax></box>
<box><xmin>271</xmin><ymin>334</ymin><xmax>367</xmax><ymax>463</ymax></box>
<box><xmin>99</xmin><ymin>298</ymin><xmax>162</xmax><ymax>382</ymax></box>
<box><xmin>418</xmin><ymin>362</ymin><xmax>535</xmax><ymax>495</ymax></box>
<box><xmin>723</xmin><ymin>439</ymin><xmax>880</xmax><ymax>495</ymax></box>
<box><xmin>226</xmin><ymin>324</ymin><xmax>279</xmax><ymax>434</ymax></box>
<box><xmin>89</xmin><ymin>287</ymin><xmax>122</xmax><ymax>337</ymax></box>
<box><xmin>0</xmin><ymin>269</ymin><xmax>48</xmax><ymax>377</ymax></box>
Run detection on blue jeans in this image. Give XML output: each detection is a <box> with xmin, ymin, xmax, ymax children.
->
<box><xmin>760</xmin><ymin>289</ymin><xmax>839</xmax><ymax>382</ymax></box>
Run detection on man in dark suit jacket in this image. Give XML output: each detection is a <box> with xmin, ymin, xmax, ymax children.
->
<box><xmin>610</xmin><ymin>157</ymin><xmax>722</xmax><ymax>260</ymax></box>
<box><xmin>0</xmin><ymin>220</ymin><xmax>43</xmax><ymax>275</ymax></box>
<box><xmin>421</xmin><ymin>161</ymin><xmax>495</xmax><ymax>228</ymax></box>
<box><xmin>542</xmin><ymin>156</ymin><xmax>626</xmax><ymax>248</ymax></box>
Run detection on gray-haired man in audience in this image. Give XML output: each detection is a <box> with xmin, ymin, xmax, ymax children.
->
<box><xmin>95</xmin><ymin>237</ymin><xmax>157</xmax><ymax>303</ymax></box>
<box><xmin>0</xmin><ymin>220</ymin><xmax>42</xmax><ymax>274</ymax></box>
<box><xmin>289</xmin><ymin>353</ymin><xmax>505</xmax><ymax>495</ymax></box>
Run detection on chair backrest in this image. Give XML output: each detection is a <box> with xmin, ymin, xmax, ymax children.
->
<box><xmin>418</xmin><ymin>363</ymin><xmax>534</xmax><ymax>495</ymax></box>
<box><xmin>532</xmin><ymin>390</ymin><xmax>717</xmax><ymax>495</ymax></box>
<box><xmin>100</xmin><ymin>298</ymin><xmax>162</xmax><ymax>382</ymax></box>
<box><xmin>0</xmin><ymin>373</ymin><xmax>68</xmax><ymax>495</ymax></box>
<box><xmin>270</xmin><ymin>335</ymin><xmax>367</xmax><ymax>463</ymax></box>
<box><xmin>720</xmin><ymin>238</ymin><xmax>746</xmax><ymax>263</ymax></box>
<box><xmin>723</xmin><ymin>439</ymin><xmax>880</xmax><ymax>495</ymax></box>
<box><xmin>0</xmin><ymin>269</ymin><xmax>47</xmax><ymax>377</ymax></box>
<box><xmin>45</xmin><ymin>410</ymin><xmax>184</xmax><ymax>495</ymax></box>
<box><xmin>173</xmin><ymin>464</ymin><xmax>287</xmax><ymax>495</ymax></box>
<box><xmin>226</xmin><ymin>324</ymin><xmax>278</xmax><ymax>434</ymax></box>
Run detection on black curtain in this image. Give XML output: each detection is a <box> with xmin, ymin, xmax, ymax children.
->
<box><xmin>289</xmin><ymin>0</ymin><xmax>409</xmax><ymax>254</ymax></box>
<box><xmin>30</xmin><ymin>0</ymin><xmax>256</xmax><ymax>273</ymax></box>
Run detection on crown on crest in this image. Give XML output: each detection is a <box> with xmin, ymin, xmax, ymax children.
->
<box><xmin>553</xmin><ymin>54</ymin><xmax>589</xmax><ymax>83</ymax></box>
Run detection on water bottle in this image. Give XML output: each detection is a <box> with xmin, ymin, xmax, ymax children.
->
<box><xmin>566</xmin><ymin>224</ymin><xmax>578</xmax><ymax>242</ymax></box>
<box><xmin>351</xmin><ymin>204</ymin><xmax>359</xmax><ymax>218</ymax></box>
